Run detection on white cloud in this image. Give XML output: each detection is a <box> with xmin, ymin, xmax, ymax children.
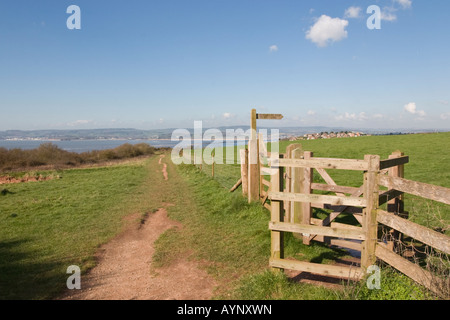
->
<box><xmin>404</xmin><ymin>102</ymin><xmax>426</xmax><ymax>117</ymax></box>
<box><xmin>344</xmin><ymin>6</ymin><xmax>362</xmax><ymax>19</ymax></box>
<box><xmin>307</xmin><ymin>110</ymin><xmax>316</xmax><ymax>116</ymax></box>
<box><xmin>381</xmin><ymin>7</ymin><xmax>398</xmax><ymax>21</ymax></box>
<box><xmin>404</xmin><ymin>102</ymin><xmax>417</xmax><ymax>114</ymax></box>
<box><xmin>269</xmin><ymin>45</ymin><xmax>278</xmax><ymax>52</ymax></box>
<box><xmin>223</xmin><ymin>112</ymin><xmax>234</xmax><ymax>119</ymax></box>
<box><xmin>381</xmin><ymin>0</ymin><xmax>412</xmax><ymax>22</ymax></box>
<box><xmin>305</xmin><ymin>15</ymin><xmax>349</xmax><ymax>48</ymax></box>
<box><xmin>395</xmin><ymin>0</ymin><xmax>412</xmax><ymax>9</ymax></box>
<box><xmin>372</xmin><ymin>113</ymin><xmax>385</xmax><ymax>119</ymax></box>
<box><xmin>440</xmin><ymin>112</ymin><xmax>450</xmax><ymax>120</ymax></box>
<box><xmin>381</xmin><ymin>12</ymin><xmax>397</xmax><ymax>21</ymax></box>
<box><xmin>67</xmin><ymin>119</ymin><xmax>93</xmax><ymax>126</ymax></box>
<box><xmin>335</xmin><ymin>112</ymin><xmax>368</xmax><ymax>121</ymax></box>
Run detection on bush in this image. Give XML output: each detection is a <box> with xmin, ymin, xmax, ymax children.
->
<box><xmin>0</xmin><ymin>142</ymin><xmax>157</xmax><ymax>172</ymax></box>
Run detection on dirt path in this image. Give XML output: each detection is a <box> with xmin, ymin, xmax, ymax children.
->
<box><xmin>159</xmin><ymin>155</ymin><xmax>168</xmax><ymax>180</ymax></box>
<box><xmin>60</xmin><ymin>155</ymin><xmax>216</xmax><ymax>300</ymax></box>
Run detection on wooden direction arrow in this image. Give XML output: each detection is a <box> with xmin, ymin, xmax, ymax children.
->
<box><xmin>256</xmin><ymin>114</ymin><xmax>284</xmax><ymax>120</ymax></box>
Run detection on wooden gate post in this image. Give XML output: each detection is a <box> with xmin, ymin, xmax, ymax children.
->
<box><xmin>240</xmin><ymin>148</ymin><xmax>248</xmax><ymax>197</ymax></box>
<box><xmin>248</xmin><ymin>109</ymin><xmax>260</xmax><ymax>202</ymax></box>
<box><xmin>361</xmin><ymin>155</ymin><xmax>380</xmax><ymax>271</ymax></box>
<box><xmin>285</xmin><ymin>144</ymin><xmax>302</xmax><ymax>222</ymax></box>
<box><xmin>270</xmin><ymin>155</ymin><xmax>284</xmax><ymax>271</ymax></box>
<box><xmin>211</xmin><ymin>149</ymin><xmax>215</xmax><ymax>178</ymax></box>
<box><xmin>387</xmin><ymin>150</ymin><xmax>406</xmax><ymax>251</ymax></box>
<box><xmin>301</xmin><ymin>151</ymin><xmax>313</xmax><ymax>245</ymax></box>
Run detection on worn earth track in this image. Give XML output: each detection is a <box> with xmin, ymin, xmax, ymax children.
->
<box><xmin>60</xmin><ymin>155</ymin><xmax>216</xmax><ymax>300</ymax></box>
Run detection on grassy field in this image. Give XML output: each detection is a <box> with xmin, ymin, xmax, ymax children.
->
<box><xmin>0</xmin><ymin>158</ymin><xmax>161</xmax><ymax>299</ymax></box>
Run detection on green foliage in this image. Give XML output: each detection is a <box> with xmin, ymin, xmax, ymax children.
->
<box><xmin>0</xmin><ymin>142</ymin><xmax>156</xmax><ymax>171</ymax></box>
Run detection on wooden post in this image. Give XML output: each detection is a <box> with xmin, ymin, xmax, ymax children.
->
<box><xmin>361</xmin><ymin>155</ymin><xmax>380</xmax><ymax>271</ymax></box>
<box><xmin>248</xmin><ymin>109</ymin><xmax>259</xmax><ymax>202</ymax></box>
<box><xmin>270</xmin><ymin>156</ymin><xmax>284</xmax><ymax>271</ymax></box>
<box><xmin>284</xmin><ymin>144</ymin><xmax>296</xmax><ymax>221</ymax></box>
<box><xmin>258</xmin><ymin>133</ymin><xmax>265</xmax><ymax>200</ymax></box>
<box><xmin>301</xmin><ymin>151</ymin><xmax>313</xmax><ymax>245</ymax></box>
<box><xmin>211</xmin><ymin>149</ymin><xmax>215</xmax><ymax>178</ymax></box>
<box><xmin>251</xmin><ymin>108</ymin><xmax>257</xmax><ymax>140</ymax></box>
<box><xmin>240</xmin><ymin>149</ymin><xmax>248</xmax><ymax>197</ymax></box>
<box><xmin>387</xmin><ymin>151</ymin><xmax>405</xmax><ymax>251</ymax></box>
<box><xmin>230</xmin><ymin>178</ymin><xmax>242</xmax><ymax>192</ymax></box>
<box><xmin>288</xmin><ymin>146</ymin><xmax>303</xmax><ymax>239</ymax></box>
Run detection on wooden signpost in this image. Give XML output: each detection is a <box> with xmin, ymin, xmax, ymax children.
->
<box><xmin>248</xmin><ymin>109</ymin><xmax>283</xmax><ymax>203</ymax></box>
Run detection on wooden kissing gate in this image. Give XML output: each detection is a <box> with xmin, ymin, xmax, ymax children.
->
<box><xmin>239</xmin><ymin>109</ymin><xmax>450</xmax><ymax>295</ymax></box>
<box><xmin>265</xmin><ymin>147</ymin><xmax>450</xmax><ymax>295</ymax></box>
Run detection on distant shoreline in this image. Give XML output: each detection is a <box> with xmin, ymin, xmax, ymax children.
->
<box><xmin>0</xmin><ymin>138</ymin><xmax>249</xmax><ymax>153</ymax></box>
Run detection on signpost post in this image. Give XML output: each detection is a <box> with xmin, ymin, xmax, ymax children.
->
<box><xmin>248</xmin><ymin>109</ymin><xmax>283</xmax><ymax>203</ymax></box>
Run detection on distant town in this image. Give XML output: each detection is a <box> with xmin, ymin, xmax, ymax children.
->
<box><xmin>282</xmin><ymin>131</ymin><xmax>369</xmax><ymax>141</ymax></box>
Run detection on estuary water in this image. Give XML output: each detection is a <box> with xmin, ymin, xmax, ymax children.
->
<box><xmin>0</xmin><ymin>139</ymin><xmax>248</xmax><ymax>153</ymax></box>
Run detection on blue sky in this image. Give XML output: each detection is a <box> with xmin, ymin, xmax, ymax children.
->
<box><xmin>0</xmin><ymin>0</ymin><xmax>449</xmax><ymax>131</ymax></box>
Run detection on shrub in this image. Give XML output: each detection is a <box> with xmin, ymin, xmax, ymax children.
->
<box><xmin>0</xmin><ymin>142</ymin><xmax>157</xmax><ymax>172</ymax></box>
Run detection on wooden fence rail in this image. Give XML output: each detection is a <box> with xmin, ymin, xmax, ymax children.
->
<box><xmin>379</xmin><ymin>175</ymin><xmax>450</xmax><ymax>205</ymax></box>
<box><xmin>376</xmin><ymin>209</ymin><xmax>450</xmax><ymax>255</ymax></box>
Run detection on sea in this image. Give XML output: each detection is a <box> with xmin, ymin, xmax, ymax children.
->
<box><xmin>0</xmin><ymin>139</ymin><xmax>248</xmax><ymax>153</ymax></box>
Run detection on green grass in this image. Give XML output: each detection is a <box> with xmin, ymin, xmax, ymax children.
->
<box><xmin>0</xmin><ymin>158</ymin><xmax>158</xmax><ymax>299</ymax></box>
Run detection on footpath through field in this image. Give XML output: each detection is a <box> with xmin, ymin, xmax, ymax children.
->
<box><xmin>60</xmin><ymin>154</ymin><xmax>216</xmax><ymax>300</ymax></box>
